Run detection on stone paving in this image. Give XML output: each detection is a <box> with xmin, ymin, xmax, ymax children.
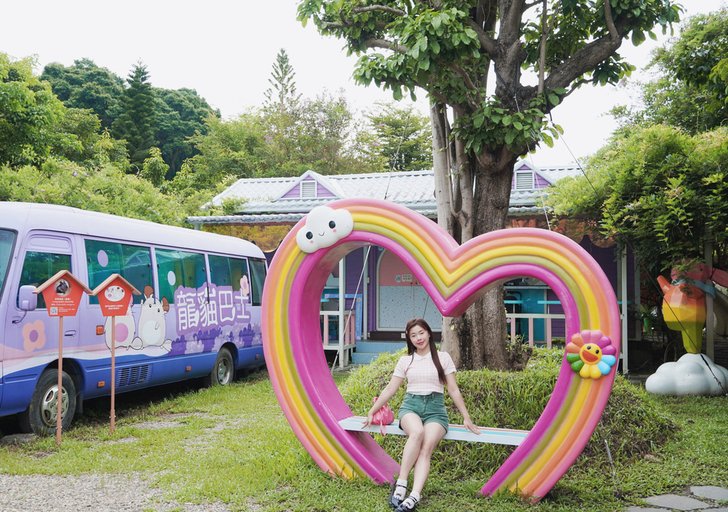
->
<box><xmin>626</xmin><ymin>486</ymin><xmax>728</xmax><ymax>512</ymax></box>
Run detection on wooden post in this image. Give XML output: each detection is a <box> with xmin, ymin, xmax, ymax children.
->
<box><xmin>110</xmin><ymin>316</ymin><xmax>116</xmax><ymax>433</ymax></box>
<box><xmin>56</xmin><ymin>316</ymin><xmax>63</xmax><ymax>446</ymax></box>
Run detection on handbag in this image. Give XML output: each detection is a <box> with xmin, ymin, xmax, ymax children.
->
<box><xmin>371</xmin><ymin>397</ymin><xmax>394</xmax><ymax>435</ymax></box>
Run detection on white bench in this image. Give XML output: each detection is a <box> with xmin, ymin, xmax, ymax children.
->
<box><xmin>338</xmin><ymin>416</ymin><xmax>529</xmax><ymax>446</ymax></box>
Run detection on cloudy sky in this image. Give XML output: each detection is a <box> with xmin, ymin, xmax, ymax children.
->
<box><xmin>1</xmin><ymin>0</ymin><xmax>723</xmax><ymax>165</ymax></box>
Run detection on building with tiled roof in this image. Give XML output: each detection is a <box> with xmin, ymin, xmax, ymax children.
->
<box><xmin>187</xmin><ymin>161</ymin><xmax>583</xmax><ymax>228</ymax></box>
<box><xmin>188</xmin><ymin>162</ymin><xmax>644</xmax><ymax>372</ymax></box>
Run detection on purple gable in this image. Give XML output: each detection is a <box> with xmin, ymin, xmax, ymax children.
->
<box><xmin>535</xmin><ymin>174</ymin><xmax>551</xmax><ymax>189</ymax></box>
<box><xmin>280</xmin><ymin>179</ymin><xmax>337</xmax><ymax>199</ymax></box>
<box><xmin>317</xmin><ymin>182</ymin><xmax>336</xmax><ymax>198</ymax></box>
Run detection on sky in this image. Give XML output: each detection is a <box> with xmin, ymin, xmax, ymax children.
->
<box><xmin>1</xmin><ymin>0</ymin><xmax>724</xmax><ymax>166</ymax></box>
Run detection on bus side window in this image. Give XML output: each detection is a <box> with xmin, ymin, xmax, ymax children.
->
<box><xmin>248</xmin><ymin>259</ymin><xmax>266</xmax><ymax>307</ymax></box>
<box><xmin>17</xmin><ymin>252</ymin><xmax>72</xmax><ymax>309</ymax></box>
<box><xmin>209</xmin><ymin>255</ymin><xmax>250</xmax><ymax>297</ymax></box>
<box><xmin>157</xmin><ymin>249</ymin><xmax>206</xmax><ymax>302</ymax></box>
<box><xmin>208</xmin><ymin>255</ymin><xmax>233</xmax><ymax>288</ymax></box>
<box><xmin>85</xmin><ymin>240</ymin><xmax>152</xmax><ymax>304</ymax></box>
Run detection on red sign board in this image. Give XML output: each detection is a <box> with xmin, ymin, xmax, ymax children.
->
<box><xmin>35</xmin><ymin>270</ymin><xmax>90</xmax><ymax>317</ymax></box>
<box><xmin>92</xmin><ymin>274</ymin><xmax>139</xmax><ymax>317</ymax></box>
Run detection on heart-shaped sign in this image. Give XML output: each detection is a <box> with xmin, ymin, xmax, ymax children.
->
<box><xmin>262</xmin><ymin>199</ymin><xmax>620</xmax><ymax>502</ymax></box>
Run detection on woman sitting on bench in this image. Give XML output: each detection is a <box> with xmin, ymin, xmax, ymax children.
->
<box><xmin>365</xmin><ymin>318</ymin><xmax>479</xmax><ymax>511</ymax></box>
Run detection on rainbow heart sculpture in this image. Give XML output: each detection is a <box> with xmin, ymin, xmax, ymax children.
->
<box><xmin>262</xmin><ymin>199</ymin><xmax>620</xmax><ymax>502</ymax></box>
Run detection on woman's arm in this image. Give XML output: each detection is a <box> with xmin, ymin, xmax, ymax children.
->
<box><xmin>363</xmin><ymin>375</ymin><xmax>404</xmax><ymax>427</ymax></box>
<box><xmin>445</xmin><ymin>373</ymin><xmax>480</xmax><ymax>434</ymax></box>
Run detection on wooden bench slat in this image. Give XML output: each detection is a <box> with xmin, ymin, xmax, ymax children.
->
<box><xmin>338</xmin><ymin>416</ymin><xmax>529</xmax><ymax>446</ymax></box>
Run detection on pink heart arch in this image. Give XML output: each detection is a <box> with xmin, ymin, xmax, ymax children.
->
<box><xmin>262</xmin><ymin>199</ymin><xmax>620</xmax><ymax>502</ymax></box>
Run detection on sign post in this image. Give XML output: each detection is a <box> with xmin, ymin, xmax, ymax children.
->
<box><xmin>92</xmin><ymin>274</ymin><xmax>139</xmax><ymax>433</ymax></box>
<box><xmin>35</xmin><ymin>270</ymin><xmax>90</xmax><ymax>445</ymax></box>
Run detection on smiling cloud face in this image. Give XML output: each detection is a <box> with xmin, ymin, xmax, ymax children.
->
<box><xmin>296</xmin><ymin>206</ymin><xmax>354</xmax><ymax>253</ymax></box>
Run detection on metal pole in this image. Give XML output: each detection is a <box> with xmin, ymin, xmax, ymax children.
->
<box><xmin>56</xmin><ymin>316</ymin><xmax>63</xmax><ymax>446</ymax></box>
<box><xmin>338</xmin><ymin>258</ymin><xmax>346</xmax><ymax>368</ymax></box>
<box><xmin>705</xmin><ymin>236</ymin><xmax>715</xmax><ymax>360</ymax></box>
<box><xmin>620</xmin><ymin>249</ymin><xmax>629</xmax><ymax>375</ymax></box>
<box><xmin>110</xmin><ymin>316</ymin><xmax>116</xmax><ymax>433</ymax></box>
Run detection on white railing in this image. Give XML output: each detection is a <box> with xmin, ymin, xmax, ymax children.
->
<box><xmin>320</xmin><ymin>311</ymin><xmax>356</xmax><ymax>367</ymax></box>
<box><xmin>506</xmin><ymin>313</ymin><xmax>566</xmax><ymax>348</ymax></box>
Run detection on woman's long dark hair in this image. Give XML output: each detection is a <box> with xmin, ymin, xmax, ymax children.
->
<box><xmin>405</xmin><ymin>318</ymin><xmax>446</xmax><ymax>384</ymax></box>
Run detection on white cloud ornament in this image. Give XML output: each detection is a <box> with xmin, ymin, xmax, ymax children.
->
<box><xmin>296</xmin><ymin>206</ymin><xmax>354</xmax><ymax>253</ymax></box>
<box><xmin>645</xmin><ymin>353</ymin><xmax>728</xmax><ymax>396</ymax></box>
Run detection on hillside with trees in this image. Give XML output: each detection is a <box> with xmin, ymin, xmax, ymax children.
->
<box><xmin>1</xmin><ymin>49</ymin><xmax>433</xmax><ymax>225</ymax></box>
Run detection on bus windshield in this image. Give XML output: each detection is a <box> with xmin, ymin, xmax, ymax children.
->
<box><xmin>0</xmin><ymin>229</ymin><xmax>17</xmax><ymax>297</ymax></box>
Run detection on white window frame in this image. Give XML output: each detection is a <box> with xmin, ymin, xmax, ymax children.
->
<box><xmin>515</xmin><ymin>171</ymin><xmax>535</xmax><ymax>190</ymax></box>
<box><xmin>300</xmin><ymin>180</ymin><xmax>317</xmax><ymax>198</ymax></box>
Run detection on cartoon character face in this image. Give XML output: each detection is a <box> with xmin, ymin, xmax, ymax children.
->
<box><xmin>135</xmin><ymin>285</ymin><xmax>170</xmax><ymax>347</ymax></box>
<box><xmin>579</xmin><ymin>343</ymin><xmax>602</xmax><ymax>364</ymax></box>
<box><xmin>295</xmin><ymin>206</ymin><xmax>354</xmax><ymax>253</ymax></box>
<box><xmin>55</xmin><ymin>279</ymin><xmax>70</xmax><ymax>296</ymax></box>
<box><xmin>104</xmin><ymin>285</ymin><xmax>126</xmax><ymax>302</ymax></box>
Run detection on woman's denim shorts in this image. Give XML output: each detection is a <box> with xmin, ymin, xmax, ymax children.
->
<box><xmin>398</xmin><ymin>392</ymin><xmax>449</xmax><ymax>432</ymax></box>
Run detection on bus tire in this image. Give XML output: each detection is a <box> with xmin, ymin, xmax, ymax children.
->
<box><xmin>205</xmin><ymin>348</ymin><xmax>234</xmax><ymax>386</ymax></box>
<box><xmin>19</xmin><ymin>369</ymin><xmax>77</xmax><ymax>436</ymax></box>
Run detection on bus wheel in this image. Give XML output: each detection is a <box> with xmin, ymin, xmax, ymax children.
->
<box><xmin>205</xmin><ymin>348</ymin><xmax>234</xmax><ymax>386</ymax></box>
<box><xmin>19</xmin><ymin>369</ymin><xmax>77</xmax><ymax>436</ymax></box>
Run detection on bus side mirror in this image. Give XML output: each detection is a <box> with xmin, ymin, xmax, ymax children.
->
<box><xmin>19</xmin><ymin>285</ymin><xmax>38</xmax><ymax>311</ymax></box>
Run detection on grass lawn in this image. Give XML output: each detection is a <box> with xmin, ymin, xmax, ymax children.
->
<box><xmin>0</xmin><ymin>369</ymin><xmax>726</xmax><ymax>512</ymax></box>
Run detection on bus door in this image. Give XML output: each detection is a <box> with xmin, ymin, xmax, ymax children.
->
<box><xmin>3</xmin><ymin>233</ymin><xmax>78</xmax><ymax>411</ymax></box>
<box><xmin>0</xmin><ymin>228</ymin><xmax>17</xmax><ymax>407</ymax></box>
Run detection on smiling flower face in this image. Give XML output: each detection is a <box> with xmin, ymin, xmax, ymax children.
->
<box><xmin>566</xmin><ymin>330</ymin><xmax>617</xmax><ymax>379</ymax></box>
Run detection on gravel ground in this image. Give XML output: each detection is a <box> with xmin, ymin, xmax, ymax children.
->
<box><xmin>0</xmin><ymin>473</ymin><xmax>233</xmax><ymax>512</ymax></box>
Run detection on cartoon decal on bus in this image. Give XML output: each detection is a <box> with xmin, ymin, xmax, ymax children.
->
<box><xmin>0</xmin><ymin>202</ymin><xmax>267</xmax><ymax>435</ymax></box>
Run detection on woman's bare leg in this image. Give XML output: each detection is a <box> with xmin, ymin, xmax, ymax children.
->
<box><xmin>410</xmin><ymin>422</ymin><xmax>446</xmax><ymax>496</ymax></box>
<box><xmin>398</xmin><ymin>413</ymin><xmax>424</xmax><ymax>481</ymax></box>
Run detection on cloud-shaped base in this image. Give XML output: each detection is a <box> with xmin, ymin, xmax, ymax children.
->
<box><xmin>645</xmin><ymin>353</ymin><xmax>728</xmax><ymax>396</ymax></box>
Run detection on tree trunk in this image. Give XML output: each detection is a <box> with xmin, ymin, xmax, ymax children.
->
<box><xmin>430</xmin><ymin>102</ymin><xmax>467</xmax><ymax>364</ymax></box>
<box><xmin>458</xmin><ymin>154</ymin><xmax>517</xmax><ymax>370</ymax></box>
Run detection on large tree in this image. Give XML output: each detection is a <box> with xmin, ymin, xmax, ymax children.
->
<box><xmin>356</xmin><ymin>102</ymin><xmax>432</xmax><ymax>171</ymax></box>
<box><xmin>112</xmin><ymin>62</ymin><xmax>157</xmax><ymax>168</ymax></box>
<box><xmin>299</xmin><ymin>0</ymin><xmax>681</xmax><ymax>369</ymax></box>
<box><xmin>41</xmin><ymin>59</ymin><xmax>125</xmax><ymax>129</ymax></box>
<box><xmin>260</xmin><ymin>50</ymin><xmax>366</xmax><ymax>175</ymax></box>
<box><xmin>154</xmin><ymin>87</ymin><xmax>218</xmax><ymax>178</ymax></box>
<box><xmin>0</xmin><ymin>54</ymin><xmax>67</xmax><ymax>166</ymax></box>
<box><xmin>613</xmin><ymin>8</ymin><xmax>728</xmax><ymax>134</ymax></box>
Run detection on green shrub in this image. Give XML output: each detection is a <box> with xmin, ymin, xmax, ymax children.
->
<box><xmin>340</xmin><ymin>348</ymin><xmax>677</xmax><ymax>482</ymax></box>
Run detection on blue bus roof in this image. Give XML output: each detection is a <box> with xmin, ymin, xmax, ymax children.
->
<box><xmin>0</xmin><ymin>202</ymin><xmax>265</xmax><ymax>259</ymax></box>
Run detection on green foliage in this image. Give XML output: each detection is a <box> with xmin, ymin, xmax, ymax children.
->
<box><xmin>0</xmin><ymin>54</ymin><xmax>67</xmax><ymax>166</ymax></box>
<box><xmin>154</xmin><ymin>87</ymin><xmax>218</xmax><ymax>178</ymax></box>
<box><xmin>548</xmin><ymin>125</ymin><xmax>728</xmax><ymax>272</ymax></box>
<box><xmin>299</xmin><ymin>0</ymin><xmax>679</xmax><ymax>159</ymax></box>
<box><xmin>340</xmin><ymin>348</ymin><xmax>676</xmax><ymax>481</ymax></box>
<box><xmin>355</xmin><ymin>102</ymin><xmax>432</xmax><ymax>172</ymax></box>
<box><xmin>43</xmin><ymin>59</ymin><xmax>217</xmax><ymax>176</ymax></box>
<box><xmin>0</xmin><ymin>158</ymin><xmax>188</xmax><ymax>225</ymax></box>
<box><xmin>177</xmin><ymin>113</ymin><xmax>267</xmax><ymax>188</ymax></box>
<box><xmin>111</xmin><ymin>62</ymin><xmax>157</xmax><ymax>168</ymax></box>
<box><xmin>41</xmin><ymin>58</ymin><xmax>124</xmax><ymax>129</ymax></box>
<box><xmin>454</xmin><ymin>96</ymin><xmax>564</xmax><ymax>154</ymax></box>
<box><xmin>263</xmin><ymin>48</ymin><xmax>301</xmax><ymax>113</ymax></box>
<box><xmin>139</xmin><ymin>146</ymin><xmax>168</xmax><ymax>187</ymax></box>
<box><xmin>614</xmin><ymin>8</ymin><xmax>728</xmax><ymax>134</ymax></box>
